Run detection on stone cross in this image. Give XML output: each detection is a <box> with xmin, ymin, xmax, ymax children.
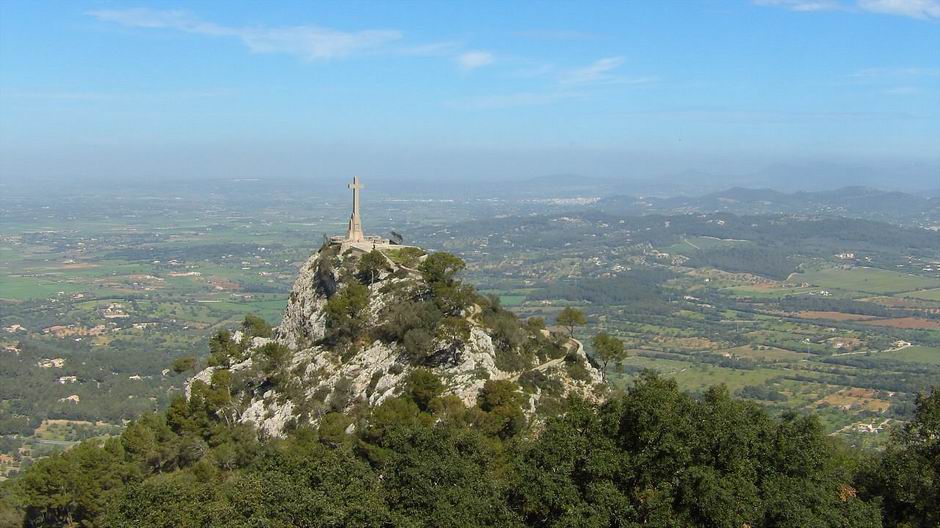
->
<box><xmin>346</xmin><ymin>176</ymin><xmax>365</xmax><ymax>242</ymax></box>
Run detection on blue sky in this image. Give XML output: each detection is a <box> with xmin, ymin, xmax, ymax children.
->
<box><xmin>1</xmin><ymin>0</ymin><xmax>938</xmax><ymax>187</ymax></box>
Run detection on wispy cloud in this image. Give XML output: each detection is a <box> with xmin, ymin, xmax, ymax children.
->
<box><xmin>456</xmin><ymin>51</ymin><xmax>494</xmax><ymax>71</ymax></box>
<box><xmin>561</xmin><ymin>57</ymin><xmax>624</xmax><ymax>84</ymax></box>
<box><xmin>753</xmin><ymin>0</ymin><xmax>845</xmax><ymax>12</ymax></box>
<box><xmin>397</xmin><ymin>41</ymin><xmax>463</xmax><ymax>57</ymax></box>
<box><xmin>512</xmin><ymin>30</ymin><xmax>599</xmax><ymax>40</ymax></box>
<box><xmin>559</xmin><ymin>57</ymin><xmax>657</xmax><ymax>87</ymax></box>
<box><xmin>857</xmin><ymin>0</ymin><xmax>940</xmax><ymax>18</ymax></box>
<box><xmin>884</xmin><ymin>86</ymin><xmax>921</xmax><ymax>95</ymax></box>
<box><xmin>452</xmin><ymin>91</ymin><xmax>582</xmax><ymax>109</ymax></box>
<box><xmin>456</xmin><ymin>56</ymin><xmax>655</xmax><ymax>109</ymax></box>
<box><xmin>851</xmin><ymin>67</ymin><xmax>940</xmax><ymax>78</ymax></box>
<box><xmin>848</xmin><ymin>67</ymin><xmax>937</xmax><ymax>96</ymax></box>
<box><xmin>616</xmin><ymin>107</ymin><xmax>922</xmax><ymax>123</ymax></box>
<box><xmin>89</xmin><ymin>8</ymin><xmax>406</xmax><ymax>61</ymax></box>
<box><xmin>0</xmin><ymin>90</ymin><xmax>229</xmax><ymax>100</ymax></box>
<box><xmin>755</xmin><ymin>0</ymin><xmax>940</xmax><ymax>18</ymax></box>
<box><xmin>509</xmin><ymin>63</ymin><xmax>556</xmax><ymax>79</ymax></box>
<box><xmin>558</xmin><ymin>57</ymin><xmax>657</xmax><ymax>87</ymax></box>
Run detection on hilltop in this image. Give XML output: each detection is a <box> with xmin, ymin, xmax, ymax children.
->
<box><xmin>189</xmin><ymin>243</ymin><xmax>604</xmax><ymax>437</ymax></box>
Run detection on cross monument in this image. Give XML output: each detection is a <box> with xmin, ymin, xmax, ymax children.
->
<box><xmin>346</xmin><ymin>176</ymin><xmax>365</xmax><ymax>242</ymax></box>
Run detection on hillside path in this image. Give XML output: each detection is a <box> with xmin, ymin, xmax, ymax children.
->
<box><xmin>510</xmin><ymin>337</ymin><xmax>581</xmax><ymax>381</ymax></box>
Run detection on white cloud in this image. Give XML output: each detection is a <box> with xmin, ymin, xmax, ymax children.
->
<box><xmin>456</xmin><ymin>51</ymin><xmax>494</xmax><ymax>71</ymax></box>
<box><xmin>89</xmin><ymin>8</ymin><xmax>203</xmax><ymax>30</ymax></box>
<box><xmin>89</xmin><ymin>8</ymin><xmax>404</xmax><ymax>60</ymax></box>
<box><xmin>755</xmin><ymin>0</ymin><xmax>940</xmax><ymax>18</ymax></box>
<box><xmin>457</xmin><ymin>56</ymin><xmax>656</xmax><ymax>109</ymax></box>
<box><xmin>857</xmin><ymin>0</ymin><xmax>940</xmax><ymax>18</ymax></box>
<box><xmin>558</xmin><ymin>57</ymin><xmax>656</xmax><ymax>87</ymax></box>
<box><xmin>560</xmin><ymin>57</ymin><xmax>625</xmax><ymax>84</ymax></box>
<box><xmin>753</xmin><ymin>0</ymin><xmax>845</xmax><ymax>11</ymax></box>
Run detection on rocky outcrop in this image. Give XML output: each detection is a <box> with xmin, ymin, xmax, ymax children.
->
<box><xmin>189</xmin><ymin>244</ymin><xmax>605</xmax><ymax>438</ymax></box>
<box><xmin>276</xmin><ymin>257</ymin><xmax>331</xmax><ymax>349</ymax></box>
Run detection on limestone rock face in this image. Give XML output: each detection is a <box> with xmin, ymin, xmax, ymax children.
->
<box><xmin>188</xmin><ymin>245</ymin><xmax>605</xmax><ymax>438</ymax></box>
<box><xmin>276</xmin><ymin>258</ymin><xmax>331</xmax><ymax>349</ymax></box>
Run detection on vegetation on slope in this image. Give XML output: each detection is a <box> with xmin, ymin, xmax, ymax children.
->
<box><xmin>6</xmin><ymin>370</ymin><xmax>936</xmax><ymax>527</ymax></box>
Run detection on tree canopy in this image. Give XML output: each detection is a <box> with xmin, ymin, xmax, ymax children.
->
<box><xmin>6</xmin><ymin>370</ymin><xmax>917</xmax><ymax>528</ymax></box>
<box><xmin>556</xmin><ymin>307</ymin><xmax>586</xmax><ymax>337</ymax></box>
<box><xmin>357</xmin><ymin>250</ymin><xmax>388</xmax><ymax>285</ymax></box>
<box><xmin>591</xmin><ymin>331</ymin><xmax>626</xmax><ymax>380</ymax></box>
<box><xmin>418</xmin><ymin>252</ymin><xmax>466</xmax><ymax>285</ymax></box>
<box><xmin>858</xmin><ymin>387</ymin><xmax>940</xmax><ymax>527</ymax></box>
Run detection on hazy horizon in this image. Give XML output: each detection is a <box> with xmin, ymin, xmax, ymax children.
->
<box><xmin>2</xmin><ymin>1</ymin><xmax>939</xmax><ymax>191</ymax></box>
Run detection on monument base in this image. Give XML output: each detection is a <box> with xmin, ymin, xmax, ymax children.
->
<box><xmin>330</xmin><ymin>235</ymin><xmax>411</xmax><ymax>254</ymax></box>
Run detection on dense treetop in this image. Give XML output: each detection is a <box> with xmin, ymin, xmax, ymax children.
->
<box><xmin>4</xmin><ymin>364</ymin><xmax>936</xmax><ymax>527</ymax></box>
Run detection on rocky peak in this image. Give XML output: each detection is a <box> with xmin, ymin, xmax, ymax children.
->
<box><xmin>189</xmin><ymin>243</ymin><xmax>605</xmax><ymax>438</ymax></box>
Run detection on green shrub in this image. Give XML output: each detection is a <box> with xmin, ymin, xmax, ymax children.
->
<box><xmin>256</xmin><ymin>343</ymin><xmax>290</xmax><ymax>376</ymax></box>
<box><xmin>366</xmin><ymin>370</ymin><xmax>384</xmax><ymax>398</ymax></box>
<box><xmin>241</xmin><ymin>313</ymin><xmax>272</xmax><ymax>338</ymax></box>
<box><xmin>403</xmin><ymin>328</ymin><xmax>434</xmax><ymax>361</ymax></box>
<box><xmin>379</xmin><ymin>301</ymin><xmax>441</xmax><ymax>343</ymax></box>
<box><xmin>518</xmin><ymin>370</ymin><xmax>562</xmax><ymax>396</ymax></box>
<box><xmin>329</xmin><ymin>377</ymin><xmax>355</xmax><ymax>412</ymax></box>
<box><xmin>325</xmin><ymin>282</ymin><xmax>370</xmax><ymax>342</ymax></box>
<box><xmin>172</xmin><ymin>356</ymin><xmax>197</xmax><ymax>374</ymax></box>
<box><xmin>419</xmin><ymin>252</ymin><xmax>465</xmax><ymax>285</ymax></box>
<box><xmin>429</xmin><ymin>282</ymin><xmax>474</xmax><ymax>316</ymax></box>
<box><xmin>564</xmin><ymin>352</ymin><xmax>591</xmax><ymax>381</ymax></box>
<box><xmin>206</xmin><ymin>330</ymin><xmax>242</xmax><ymax>367</ymax></box>
<box><xmin>357</xmin><ymin>250</ymin><xmax>389</xmax><ymax>284</ymax></box>
<box><xmin>476</xmin><ymin>380</ymin><xmax>525</xmax><ymax>438</ymax></box>
<box><xmin>318</xmin><ymin>412</ymin><xmax>352</xmax><ymax>447</ymax></box>
<box><xmin>538</xmin><ymin>341</ymin><xmax>567</xmax><ymax>362</ymax></box>
<box><xmin>525</xmin><ymin>317</ymin><xmax>546</xmax><ymax>333</ymax></box>
<box><xmin>483</xmin><ymin>310</ymin><xmax>527</xmax><ymax>353</ymax></box>
<box><xmin>494</xmin><ymin>346</ymin><xmax>534</xmax><ymax>373</ymax></box>
<box><xmin>386</xmin><ymin>246</ymin><xmax>426</xmax><ymax>268</ymax></box>
<box><xmin>404</xmin><ymin>369</ymin><xmax>444</xmax><ymax>411</ymax></box>
<box><xmin>436</xmin><ymin>316</ymin><xmax>471</xmax><ymax>343</ymax></box>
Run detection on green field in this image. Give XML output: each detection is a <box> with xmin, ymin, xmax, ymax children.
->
<box><xmin>0</xmin><ymin>275</ymin><xmax>88</xmax><ymax>300</ymax></box>
<box><xmin>612</xmin><ymin>356</ymin><xmax>783</xmax><ymax>393</ymax></box>
<box><xmin>719</xmin><ymin>345</ymin><xmax>811</xmax><ymax>361</ymax></box>
<box><xmin>480</xmin><ymin>289</ymin><xmax>530</xmax><ymax>308</ymax></box>
<box><xmin>671</xmin><ymin>366</ymin><xmax>783</xmax><ymax>392</ymax></box>
<box><xmin>719</xmin><ymin>285</ymin><xmax>815</xmax><ymax>298</ymax></box>
<box><xmin>791</xmin><ymin>267</ymin><xmax>940</xmax><ymax>295</ymax></box>
<box><xmin>880</xmin><ymin>345</ymin><xmax>940</xmax><ymax>365</ymax></box>
<box><xmin>663</xmin><ymin>236</ymin><xmax>753</xmax><ymax>254</ymax></box>
<box><xmin>905</xmin><ymin>287</ymin><xmax>940</xmax><ymax>302</ymax></box>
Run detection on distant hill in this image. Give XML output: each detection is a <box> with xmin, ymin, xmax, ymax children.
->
<box><xmin>522</xmin><ymin>173</ymin><xmax>608</xmax><ymax>186</ymax></box>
